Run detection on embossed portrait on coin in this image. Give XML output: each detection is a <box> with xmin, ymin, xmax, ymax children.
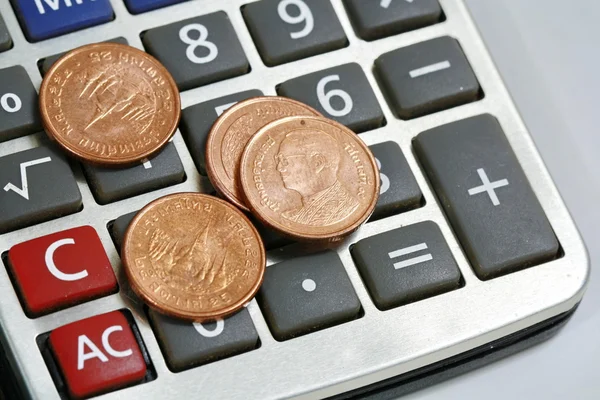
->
<box><xmin>276</xmin><ymin>130</ymin><xmax>360</xmax><ymax>226</ymax></box>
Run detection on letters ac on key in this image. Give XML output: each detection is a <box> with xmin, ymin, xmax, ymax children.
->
<box><xmin>7</xmin><ymin>226</ymin><xmax>117</xmax><ymax>316</ymax></box>
<box><xmin>49</xmin><ymin>311</ymin><xmax>147</xmax><ymax>399</ymax></box>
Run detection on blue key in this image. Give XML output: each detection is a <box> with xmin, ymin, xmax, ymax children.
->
<box><xmin>11</xmin><ymin>0</ymin><xmax>113</xmax><ymax>42</ymax></box>
<box><xmin>124</xmin><ymin>0</ymin><xmax>189</xmax><ymax>14</ymax></box>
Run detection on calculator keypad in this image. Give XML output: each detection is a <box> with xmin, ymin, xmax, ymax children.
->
<box><xmin>242</xmin><ymin>0</ymin><xmax>348</xmax><ymax>66</ymax></box>
<box><xmin>0</xmin><ymin>13</ymin><xmax>11</xmax><ymax>52</ymax></box>
<box><xmin>142</xmin><ymin>12</ymin><xmax>249</xmax><ymax>91</ymax></box>
<box><xmin>344</xmin><ymin>0</ymin><xmax>443</xmax><ymax>41</ymax></box>
<box><xmin>83</xmin><ymin>142</ymin><xmax>185</xmax><ymax>205</ymax></box>
<box><xmin>0</xmin><ymin>0</ymin><xmax>575</xmax><ymax>397</ymax></box>
<box><xmin>148</xmin><ymin>308</ymin><xmax>259</xmax><ymax>372</ymax></box>
<box><xmin>0</xmin><ymin>145</ymin><xmax>82</xmax><ymax>234</ymax></box>
<box><xmin>0</xmin><ymin>66</ymin><xmax>42</xmax><ymax>142</ymax></box>
<box><xmin>277</xmin><ymin>63</ymin><xmax>384</xmax><ymax>133</ymax></box>
<box><xmin>375</xmin><ymin>36</ymin><xmax>481</xmax><ymax>119</ymax></box>
<box><xmin>10</xmin><ymin>0</ymin><xmax>113</xmax><ymax>42</ymax></box>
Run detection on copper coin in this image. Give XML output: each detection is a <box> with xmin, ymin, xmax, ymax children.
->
<box><xmin>206</xmin><ymin>96</ymin><xmax>320</xmax><ymax>211</ymax></box>
<box><xmin>40</xmin><ymin>43</ymin><xmax>180</xmax><ymax>166</ymax></box>
<box><xmin>122</xmin><ymin>193</ymin><xmax>266</xmax><ymax>321</ymax></box>
<box><xmin>240</xmin><ymin>116</ymin><xmax>380</xmax><ymax>242</ymax></box>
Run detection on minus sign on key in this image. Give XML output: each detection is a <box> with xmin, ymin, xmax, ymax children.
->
<box><xmin>409</xmin><ymin>61</ymin><xmax>451</xmax><ymax>78</ymax></box>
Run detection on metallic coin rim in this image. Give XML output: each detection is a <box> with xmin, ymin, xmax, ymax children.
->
<box><xmin>39</xmin><ymin>42</ymin><xmax>181</xmax><ymax>167</ymax></box>
<box><xmin>240</xmin><ymin>115</ymin><xmax>380</xmax><ymax>242</ymax></box>
<box><xmin>206</xmin><ymin>96</ymin><xmax>320</xmax><ymax>211</ymax></box>
<box><xmin>121</xmin><ymin>192</ymin><xmax>266</xmax><ymax>322</ymax></box>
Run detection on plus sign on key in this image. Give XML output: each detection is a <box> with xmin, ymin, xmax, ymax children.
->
<box><xmin>413</xmin><ymin>114</ymin><xmax>559</xmax><ymax>280</ymax></box>
<box><xmin>11</xmin><ymin>0</ymin><xmax>114</xmax><ymax>42</ymax></box>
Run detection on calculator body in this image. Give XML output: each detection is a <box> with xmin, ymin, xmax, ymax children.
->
<box><xmin>0</xmin><ymin>0</ymin><xmax>589</xmax><ymax>399</ymax></box>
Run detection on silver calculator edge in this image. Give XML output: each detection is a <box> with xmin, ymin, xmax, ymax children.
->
<box><xmin>0</xmin><ymin>0</ymin><xmax>590</xmax><ymax>399</ymax></box>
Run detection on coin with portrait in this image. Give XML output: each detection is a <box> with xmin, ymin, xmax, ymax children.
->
<box><xmin>122</xmin><ymin>193</ymin><xmax>265</xmax><ymax>321</ymax></box>
<box><xmin>206</xmin><ymin>96</ymin><xmax>320</xmax><ymax>211</ymax></box>
<box><xmin>240</xmin><ymin>116</ymin><xmax>379</xmax><ymax>242</ymax></box>
<box><xmin>40</xmin><ymin>43</ymin><xmax>180</xmax><ymax>166</ymax></box>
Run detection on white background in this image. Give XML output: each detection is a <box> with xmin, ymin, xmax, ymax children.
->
<box><xmin>406</xmin><ymin>1</ymin><xmax>600</xmax><ymax>398</ymax></box>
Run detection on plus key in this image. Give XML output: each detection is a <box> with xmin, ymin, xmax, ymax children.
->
<box><xmin>414</xmin><ymin>114</ymin><xmax>559</xmax><ymax>280</ymax></box>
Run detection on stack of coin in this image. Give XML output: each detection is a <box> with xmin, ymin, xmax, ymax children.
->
<box><xmin>38</xmin><ymin>43</ymin><xmax>267</xmax><ymax>323</ymax></box>
<box><xmin>205</xmin><ymin>96</ymin><xmax>380</xmax><ymax>242</ymax></box>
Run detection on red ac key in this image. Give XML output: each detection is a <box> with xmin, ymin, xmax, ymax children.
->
<box><xmin>7</xmin><ymin>226</ymin><xmax>117</xmax><ymax>316</ymax></box>
<box><xmin>49</xmin><ymin>311</ymin><xmax>147</xmax><ymax>399</ymax></box>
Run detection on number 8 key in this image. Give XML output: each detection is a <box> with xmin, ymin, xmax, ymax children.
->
<box><xmin>142</xmin><ymin>11</ymin><xmax>250</xmax><ymax>91</ymax></box>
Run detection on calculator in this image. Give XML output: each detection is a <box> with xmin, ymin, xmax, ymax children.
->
<box><xmin>0</xmin><ymin>0</ymin><xmax>590</xmax><ymax>399</ymax></box>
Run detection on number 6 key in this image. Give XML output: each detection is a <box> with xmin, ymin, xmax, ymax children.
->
<box><xmin>278</xmin><ymin>63</ymin><xmax>385</xmax><ymax>133</ymax></box>
<box><xmin>142</xmin><ymin>11</ymin><xmax>249</xmax><ymax>91</ymax></box>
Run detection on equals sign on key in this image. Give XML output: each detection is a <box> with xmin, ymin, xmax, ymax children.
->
<box><xmin>388</xmin><ymin>243</ymin><xmax>433</xmax><ymax>269</ymax></box>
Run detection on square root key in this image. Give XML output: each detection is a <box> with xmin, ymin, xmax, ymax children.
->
<box><xmin>413</xmin><ymin>114</ymin><xmax>559</xmax><ymax>280</ymax></box>
<box><xmin>375</xmin><ymin>36</ymin><xmax>480</xmax><ymax>119</ymax></box>
<box><xmin>0</xmin><ymin>145</ymin><xmax>82</xmax><ymax>234</ymax></box>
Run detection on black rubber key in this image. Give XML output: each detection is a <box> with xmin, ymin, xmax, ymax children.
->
<box><xmin>351</xmin><ymin>221</ymin><xmax>461</xmax><ymax>310</ymax></box>
<box><xmin>369</xmin><ymin>141</ymin><xmax>422</xmax><ymax>221</ymax></box>
<box><xmin>277</xmin><ymin>63</ymin><xmax>384</xmax><ymax>133</ymax></box>
<box><xmin>242</xmin><ymin>0</ymin><xmax>347</xmax><ymax>66</ymax></box>
<box><xmin>148</xmin><ymin>308</ymin><xmax>259</xmax><ymax>372</ymax></box>
<box><xmin>0</xmin><ymin>145</ymin><xmax>82</xmax><ymax>234</ymax></box>
<box><xmin>344</xmin><ymin>0</ymin><xmax>442</xmax><ymax>41</ymax></box>
<box><xmin>375</xmin><ymin>36</ymin><xmax>480</xmax><ymax>119</ymax></box>
<box><xmin>0</xmin><ymin>13</ymin><xmax>12</xmax><ymax>52</ymax></box>
<box><xmin>413</xmin><ymin>114</ymin><xmax>559</xmax><ymax>280</ymax></box>
<box><xmin>180</xmin><ymin>89</ymin><xmax>263</xmax><ymax>175</ymax></box>
<box><xmin>258</xmin><ymin>251</ymin><xmax>361</xmax><ymax>341</ymax></box>
<box><xmin>83</xmin><ymin>142</ymin><xmax>185</xmax><ymax>204</ymax></box>
<box><xmin>142</xmin><ymin>12</ymin><xmax>249</xmax><ymax>91</ymax></box>
<box><xmin>0</xmin><ymin>66</ymin><xmax>42</xmax><ymax>142</ymax></box>
<box><xmin>39</xmin><ymin>37</ymin><xmax>128</xmax><ymax>76</ymax></box>
<box><xmin>110</xmin><ymin>211</ymin><xmax>138</xmax><ymax>253</ymax></box>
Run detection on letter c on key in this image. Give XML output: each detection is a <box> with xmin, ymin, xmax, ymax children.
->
<box><xmin>44</xmin><ymin>238</ymin><xmax>89</xmax><ymax>281</ymax></box>
<box><xmin>102</xmin><ymin>326</ymin><xmax>133</xmax><ymax>358</ymax></box>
